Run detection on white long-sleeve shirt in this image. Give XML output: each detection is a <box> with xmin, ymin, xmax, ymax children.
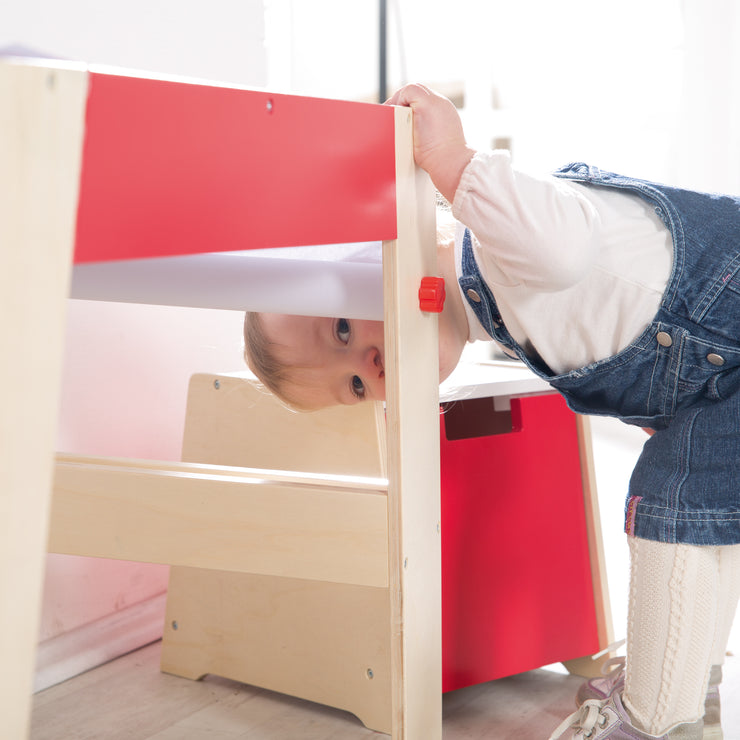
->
<box><xmin>452</xmin><ymin>151</ymin><xmax>674</xmax><ymax>375</ymax></box>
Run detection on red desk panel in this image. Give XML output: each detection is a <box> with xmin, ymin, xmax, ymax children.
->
<box><xmin>75</xmin><ymin>72</ymin><xmax>397</xmax><ymax>263</ymax></box>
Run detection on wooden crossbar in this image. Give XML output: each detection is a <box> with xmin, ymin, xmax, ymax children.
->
<box><xmin>51</xmin><ymin>454</ymin><xmax>389</xmax><ymax>587</ymax></box>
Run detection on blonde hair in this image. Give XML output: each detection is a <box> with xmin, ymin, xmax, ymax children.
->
<box><xmin>243</xmin><ymin>311</ymin><xmax>306</xmax><ymax>409</ymax></box>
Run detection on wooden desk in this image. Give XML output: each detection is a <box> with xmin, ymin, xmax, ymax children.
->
<box><xmin>2</xmin><ymin>57</ymin><xmax>440</xmax><ymax>740</ymax></box>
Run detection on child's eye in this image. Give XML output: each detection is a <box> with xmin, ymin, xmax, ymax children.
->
<box><xmin>335</xmin><ymin>318</ymin><xmax>351</xmax><ymax>344</ymax></box>
<box><xmin>351</xmin><ymin>375</ymin><xmax>365</xmax><ymax>400</ymax></box>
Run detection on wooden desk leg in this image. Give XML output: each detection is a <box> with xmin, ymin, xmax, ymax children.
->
<box><xmin>563</xmin><ymin>415</ymin><xmax>616</xmax><ymax>678</ymax></box>
<box><xmin>383</xmin><ymin>106</ymin><xmax>441</xmax><ymax>740</ymax></box>
<box><xmin>0</xmin><ymin>61</ymin><xmax>87</xmax><ymax>738</ymax></box>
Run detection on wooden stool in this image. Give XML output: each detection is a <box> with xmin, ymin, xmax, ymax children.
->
<box><xmin>161</xmin><ymin>373</ymin><xmax>612</xmax><ymax>733</ymax></box>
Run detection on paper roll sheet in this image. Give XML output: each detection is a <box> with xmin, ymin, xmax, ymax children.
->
<box><xmin>70</xmin><ymin>248</ymin><xmax>384</xmax><ymax>320</ymax></box>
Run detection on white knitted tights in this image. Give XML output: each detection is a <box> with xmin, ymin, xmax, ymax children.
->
<box><xmin>623</xmin><ymin>537</ymin><xmax>740</xmax><ymax>735</ymax></box>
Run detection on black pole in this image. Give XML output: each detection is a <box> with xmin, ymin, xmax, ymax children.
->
<box><xmin>379</xmin><ymin>0</ymin><xmax>387</xmax><ymax>103</ymax></box>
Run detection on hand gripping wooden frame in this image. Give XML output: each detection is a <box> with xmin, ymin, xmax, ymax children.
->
<box><xmin>1</xmin><ymin>58</ymin><xmax>441</xmax><ymax>739</ymax></box>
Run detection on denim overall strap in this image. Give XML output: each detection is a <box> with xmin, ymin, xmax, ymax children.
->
<box><xmin>458</xmin><ymin>164</ymin><xmax>740</xmax><ymax>544</ymax></box>
<box><xmin>457</xmin><ymin>228</ymin><xmax>557</xmax><ymax>372</ymax></box>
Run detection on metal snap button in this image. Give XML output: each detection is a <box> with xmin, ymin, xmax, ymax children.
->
<box><xmin>466</xmin><ymin>289</ymin><xmax>481</xmax><ymax>303</ymax></box>
<box><xmin>656</xmin><ymin>331</ymin><xmax>673</xmax><ymax>347</ymax></box>
<box><xmin>707</xmin><ymin>353</ymin><xmax>726</xmax><ymax>367</ymax></box>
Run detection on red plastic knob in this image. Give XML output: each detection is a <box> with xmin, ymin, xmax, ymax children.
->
<box><xmin>418</xmin><ymin>276</ymin><xmax>446</xmax><ymax>313</ymax></box>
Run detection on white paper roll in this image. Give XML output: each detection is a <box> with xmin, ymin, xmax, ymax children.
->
<box><xmin>71</xmin><ymin>244</ymin><xmax>384</xmax><ymax>320</ymax></box>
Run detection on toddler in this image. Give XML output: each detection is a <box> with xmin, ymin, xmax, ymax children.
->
<box><xmin>245</xmin><ymin>84</ymin><xmax>740</xmax><ymax>739</ymax></box>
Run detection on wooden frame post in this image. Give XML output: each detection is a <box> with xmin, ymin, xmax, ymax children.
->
<box><xmin>0</xmin><ymin>60</ymin><xmax>88</xmax><ymax>739</ymax></box>
<box><xmin>383</xmin><ymin>106</ymin><xmax>441</xmax><ymax>739</ymax></box>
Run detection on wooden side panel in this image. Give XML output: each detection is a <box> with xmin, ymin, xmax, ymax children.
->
<box><xmin>180</xmin><ymin>374</ymin><xmax>386</xmax><ymax>478</ymax></box>
<box><xmin>383</xmin><ymin>107</ymin><xmax>441</xmax><ymax>740</ymax></box>
<box><xmin>161</xmin><ymin>374</ymin><xmax>393</xmax><ymax>732</ymax></box>
<box><xmin>162</xmin><ymin>569</ymin><xmax>393</xmax><ymax>734</ymax></box>
<box><xmin>0</xmin><ymin>61</ymin><xmax>88</xmax><ymax>739</ymax></box>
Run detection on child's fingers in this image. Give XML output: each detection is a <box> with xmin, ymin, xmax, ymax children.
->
<box><xmin>384</xmin><ymin>82</ymin><xmax>433</xmax><ymax>108</ymax></box>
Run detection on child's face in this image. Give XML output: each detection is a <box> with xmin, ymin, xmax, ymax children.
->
<box><xmin>259</xmin><ymin>314</ymin><xmax>386</xmax><ymax>408</ymax></box>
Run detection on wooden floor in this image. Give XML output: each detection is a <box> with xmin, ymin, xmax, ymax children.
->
<box><xmin>30</xmin><ymin>640</ymin><xmax>740</xmax><ymax>740</ymax></box>
<box><xmin>30</xmin><ymin>641</ymin><xmax>585</xmax><ymax>740</ymax></box>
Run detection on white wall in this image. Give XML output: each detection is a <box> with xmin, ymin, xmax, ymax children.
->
<box><xmin>0</xmin><ymin>0</ymin><xmax>266</xmax><ymax>85</ymax></box>
<box><xmin>271</xmin><ymin>0</ymin><xmax>739</xmax><ymax>192</ymax></box>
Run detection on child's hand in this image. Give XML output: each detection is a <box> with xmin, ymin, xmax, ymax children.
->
<box><xmin>386</xmin><ymin>83</ymin><xmax>475</xmax><ymax>203</ymax></box>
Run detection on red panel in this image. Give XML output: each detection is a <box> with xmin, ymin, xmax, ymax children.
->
<box><xmin>440</xmin><ymin>394</ymin><xmax>599</xmax><ymax>691</ymax></box>
<box><xmin>74</xmin><ymin>73</ymin><xmax>397</xmax><ymax>263</ymax></box>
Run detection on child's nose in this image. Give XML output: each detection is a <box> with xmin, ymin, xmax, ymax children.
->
<box><xmin>364</xmin><ymin>347</ymin><xmax>384</xmax><ymax>377</ymax></box>
<box><xmin>361</xmin><ymin>346</ymin><xmax>386</xmax><ymax>399</ymax></box>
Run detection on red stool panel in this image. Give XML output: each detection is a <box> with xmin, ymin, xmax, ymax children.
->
<box><xmin>440</xmin><ymin>394</ymin><xmax>599</xmax><ymax>691</ymax></box>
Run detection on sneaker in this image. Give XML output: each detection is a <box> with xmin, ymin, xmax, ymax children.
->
<box><xmin>576</xmin><ymin>664</ymin><xmax>722</xmax><ymax>740</ymax></box>
<box><xmin>576</xmin><ymin>640</ymin><xmax>627</xmax><ymax>706</ymax></box>
<box><xmin>702</xmin><ymin>666</ymin><xmax>722</xmax><ymax>740</ymax></box>
<box><xmin>548</xmin><ymin>693</ymin><xmax>704</xmax><ymax>739</ymax></box>
<box><xmin>576</xmin><ymin>656</ymin><xmax>626</xmax><ymax>705</ymax></box>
